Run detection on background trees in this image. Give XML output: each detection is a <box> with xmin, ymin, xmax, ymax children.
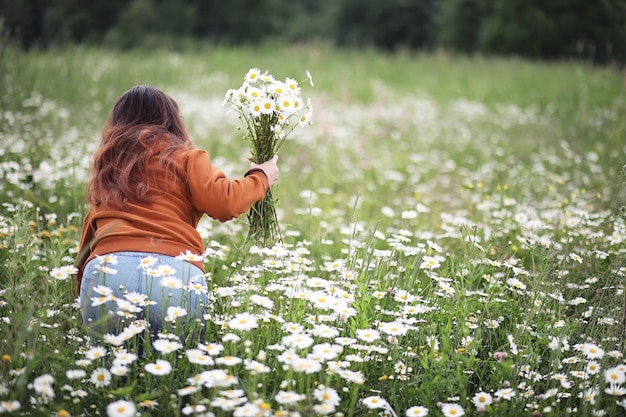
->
<box><xmin>1</xmin><ymin>0</ymin><xmax>624</xmax><ymax>64</ymax></box>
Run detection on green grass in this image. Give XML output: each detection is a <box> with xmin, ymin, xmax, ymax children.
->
<box><xmin>1</xmin><ymin>43</ymin><xmax>626</xmax><ymax>416</ymax></box>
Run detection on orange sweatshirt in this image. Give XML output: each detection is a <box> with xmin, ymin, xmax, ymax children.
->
<box><xmin>75</xmin><ymin>148</ymin><xmax>268</xmax><ymax>290</ymax></box>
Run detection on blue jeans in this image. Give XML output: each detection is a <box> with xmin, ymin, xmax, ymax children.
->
<box><xmin>80</xmin><ymin>252</ymin><xmax>209</xmax><ymax>336</ymax></box>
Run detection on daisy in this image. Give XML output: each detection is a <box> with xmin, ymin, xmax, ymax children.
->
<box><xmin>137</xmin><ymin>255</ymin><xmax>158</xmax><ymax>269</ymax></box>
<box><xmin>166</xmin><ymin>306</ymin><xmax>187</xmax><ymax>321</ymax></box>
<box><xmin>248</xmin><ymin>101</ymin><xmax>263</xmax><ymax>117</ymax></box>
<box><xmin>472</xmin><ymin>391</ymin><xmax>493</xmax><ymax>408</ymax></box>
<box><xmin>274</xmin><ymin>390</ymin><xmax>305</xmax><ymax>405</ymax></box>
<box><xmin>284</xmin><ymin>77</ymin><xmax>300</xmax><ymax>94</ymax></box>
<box><xmin>494</xmin><ymin>388</ymin><xmax>515</xmax><ymax>400</ymax></box>
<box><xmin>379</xmin><ymin>321</ymin><xmax>408</xmax><ymax>336</ymax></box>
<box><xmin>311</xmin><ymin>324</ymin><xmax>340</xmax><ymax>338</ymax></box>
<box><xmin>406</xmin><ymin>405</ymin><xmax>429</xmax><ymax>416</ymax></box>
<box><xmin>244</xmin><ymin>359</ymin><xmax>270</xmax><ymax>373</ymax></box>
<box><xmin>441</xmin><ymin>403</ymin><xmax>465</xmax><ymax>417</ymax></box>
<box><xmin>66</xmin><ymin>369</ymin><xmax>87</xmax><ymax>380</ymax></box>
<box><xmin>581</xmin><ymin>343</ymin><xmax>605</xmax><ymax>360</ymax></box>
<box><xmin>356</xmin><ymin>328</ymin><xmax>381</xmax><ymax>342</ymax></box>
<box><xmin>228</xmin><ymin>312</ymin><xmax>259</xmax><ymax>331</ymax></box>
<box><xmin>199</xmin><ymin>342</ymin><xmax>224</xmax><ymax>356</ymax></box>
<box><xmin>311</xmin><ymin>343</ymin><xmax>343</xmax><ymax>361</ymax></box>
<box><xmin>152</xmin><ymin>338</ymin><xmax>183</xmax><ymax>354</ymax></box>
<box><xmin>185</xmin><ymin>349</ymin><xmax>215</xmax><ymax>366</ymax></box>
<box><xmin>160</xmin><ymin>276</ymin><xmax>183</xmax><ymax>289</ymax></box>
<box><xmin>362</xmin><ymin>396</ymin><xmax>388</xmax><ymax>409</ymax></box>
<box><xmin>313</xmin><ymin>386</ymin><xmax>341</xmax><ymax>405</ymax></box>
<box><xmin>244</xmin><ymin>68</ymin><xmax>261</xmax><ymax>83</ymax></box>
<box><xmin>84</xmin><ymin>346</ymin><xmax>107</xmax><ymax>360</ymax></box>
<box><xmin>313</xmin><ymin>402</ymin><xmax>335</xmax><ymax>415</ymax></box>
<box><xmin>110</xmin><ymin>365</ymin><xmax>129</xmax><ymax>377</ymax></box>
<box><xmin>420</xmin><ymin>256</ymin><xmax>440</xmax><ymax>270</ymax></box>
<box><xmin>181</xmin><ymin>404</ymin><xmax>207</xmax><ymax>415</ymax></box>
<box><xmin>605</xmin><ymin>384</ymin><xmax>626</xmax><ymax>396</ymax></box>
<box><xmin>90</xmin><ymin>368</ymin><xmax>111</xmax><ymax>387</ymax></box>
<box><xmin>604</xmin><ymin>367</ymin><xmax>626</xmax><ymax>384</ymax></box>
<box><xmin>586</xmin><ymin>361</ymin><xmax>601</xmax><ymax>375</ymax></box>
<box><xmin>145</xmin><ymin>359</ymin><xmax>172</xmax><ymax>376</ymax></box>
<box><xmin>290</xmin><ymin>356</ymin><xmax>323</xmax><ymax>374</ymax></box>
<box><xmin>281</xmin><ymin>333</ymin><xmax>314</xmax><ymax>349</ymax></box>
<box><xmin>0</xmin><ymin>401</ymin><xmax>21</xmax><ymax>413</ymax></box>
<box><xmin>106</xmin><ymin>399</ymin><xmax>136</xmax><ymax>417</ymax></box>
<box><xmin>246</xmin><ymin>86</ymin><xmax>263</xmax><ymax>100</ymax></box>
<box><xmin>49</xmin><ymin>267</ymin><xmax>70</xmax><ymax>280</ymax></box>
<box><xmin>215</xmin><ymin>356</ymin><xmax>243</xmax><ymax>366</ymax></box>
<box><xmin>123</xmin><ymin>291</ymin><xmax>151</xmax><ymax>306</ymax></box>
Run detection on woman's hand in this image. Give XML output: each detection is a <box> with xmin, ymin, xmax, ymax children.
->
<box><xmin>250</xmin><ymin>155</ymin><xmax>279</xmax><ymax>186</ymax></box>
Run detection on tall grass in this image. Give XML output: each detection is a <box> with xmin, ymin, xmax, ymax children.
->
<box><xmin>1</xmin><ymin>43</ymin><xmax>625</xmax><ymax>416</ymax></box>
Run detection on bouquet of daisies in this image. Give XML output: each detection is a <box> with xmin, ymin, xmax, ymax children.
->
<box><xmin>223</xmin><ymin>68</ymin><xmax>314</xmax><ymax>246</ymax></box>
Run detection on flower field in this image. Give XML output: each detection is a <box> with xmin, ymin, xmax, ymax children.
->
<box><xmin>0</xmin><ymin>45</ymin><xmax>625</xmax><ymax>416</ymax></box>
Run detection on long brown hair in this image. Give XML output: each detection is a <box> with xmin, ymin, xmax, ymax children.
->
<box><xmin>86</xmin><ymin>85</ymin><xmax>194</xmax><ymax>208</ymax></box>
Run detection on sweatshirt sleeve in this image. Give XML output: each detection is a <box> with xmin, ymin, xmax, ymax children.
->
<box><xmin>186</xmin><ymin>149</ymin><xmax>269</xmax><ymax>222</ymax></box>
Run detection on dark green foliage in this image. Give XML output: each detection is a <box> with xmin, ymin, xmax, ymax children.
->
<box><xmin>0</xmin><ymin>0</ymin><xmax>625</xmax><ymax>63</ymax></box>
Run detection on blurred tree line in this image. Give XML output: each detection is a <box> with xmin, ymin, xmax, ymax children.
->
<box><xmin>1</xmin><ymin>0</ymin><xmax>625</xmax><ymax>65</ymax></box>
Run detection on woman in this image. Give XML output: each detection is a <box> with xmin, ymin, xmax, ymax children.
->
<box><xmin>75</xmin><ymin>85</ymin><xmax>278</xmax><ymax>335</ymax></box>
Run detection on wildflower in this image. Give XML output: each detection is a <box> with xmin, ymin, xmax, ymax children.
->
<box><xmin>472</xmin><ymin>392</ymin><xmax>493</xmax><ymax>408</ymax></box>
<box><xmin>228</xmin><ymin>312</ymin><xmax>259</xmax><ymax>331</ymax></box>
<box><xmin>152</xmin><ymin>339</ymin><xmax>182</xmax><ymax>354</ymax></box>
<box><xmin>145</xmin><ymin>359</ymin><xmax>172</xmax><ymax>376</ymax></box>
<box><xmin>604</xmin><ymin>367</ymin><xmax>626</xmax><ymax>384</ymax></box>
<box><xmin>274</xmin><ymin>390</ymin><xmax>305</xmax><ymax>405</ymax></box>
<box><xmin>441</xmin><ymin>403</ymin><xmax>465</xmax><ymax>416</ymax></box>
<box><xmin>84</xmin><ymin>346</ymin><xmax>107</xmax><ymax>360</ymax></box>
<box><xmin>110</xmin><ymin>365</ymin><xmax>129</xmax><ymax>377</ymax></box>
<box><xmin>139</xmin><ymin>399</ymin><xmax>159</xmax><ymax>410</ymax></box>
<box><xmin>0</xmin><ymin>401</ymin><xmax>21</xmax><ymax>413</ymax></box>
<box><xmin>281</xmin><ymin>333</ymin><xmax>314</xmax><ymax>349</ymax></box>
<box><xmin>420</xmin><ymin>256</ymin><xmax>440</xmax><ymax>270</ymax></box>
<box><xmin>406</xmin><ymin>405</ymin><xmax>429</xmax><ymax>416</ymax></box>
<box><xmin>313</xmin><ymin>385</ymin><xmax>341</xmax><ymax>406</ymax></box>
<box><xmin>312</xmin><ymin>324</ymin><xmax>340</xmax><ymax>338</ymax></box>
<box><xmin>291</xmin><ymin>356</ymin><xmax>323</xmax><ymax>374</ymax></box>
<box><xmin>586</xmin><ymin>361</ymin><xmax>601</xmax><ymax>375</ymax></box>
<box><xmin>137</xmin><ymin>255</ymin><xmax>158</xmax><ymax>269</ymax></box>
<box><xmin>49</xmin><ymin>266</ymin><xmax>74</xmax><ymax>280</ymax></box>
<box><xmin>581</xmin><ymin>343</ymin><xmax>605</xmax><ymax>360</ymax></box>
<box><xmin>356</xmin><ymin>328</ymin><xmax>381</xmax><ymax>342</ymax></box>
<box><xmin>362</xmin><ymin>395</ymin><xmax>388</xmax><ymax>409</ymax></box>
<box><xmin>185</xmin><ymin>349</ymin><xmax>215</xmax><ymax>366</ymax></box>
<box><xmin>90</xmin><ymin>368</ymin><xmax>112</xmax><ymax>387</ymax></box>
<box><xmin>250</xmin><ymin>294</ymin><xmax>274</xmax><ymax>309</ymax></box>
<box><xmin>66</xmin><ymin>369</ymin><xmax>87</xmax><ymax>380</ymax></box>
<box><xmin>313</xmin><ymin>402</ymin><xmax>335</xmax><ymax>415</ymax></box>
<box><xmin>165</xmin><ymin>306</ymin><xmax>187</xmax><ymax>321</ymax></box>
<box><xmin>160</xmin><ymin>276</ymin><xmax>183</xmax><ymax>289</ymax></box>
<box><xmin>494</xmin><ymin>388</ymin><xmax>515</xmax><ymax>400</ymax></box>
<box><xmin>569</xmin><ymin>253</ymin><xmax>583</xmax><ymax>263</ymax></box>
<box><xmin>113</xmin><ymin>351</ymin><xmax>138</xmax><ymax>366</ymax></box>
<box><xmin>379</xmin><ymin>320</ymin><xmax>408</xmax><ymax>336</ymax></box>
<box><xmin>605</xmin><ymin>384</ymin><xmax>626</xmax><ymax>396</ymax></box>
<box><xmin>176</xmin><ymin>250</ymin><xmax>204</xmax><ymax>262</ymax></box>
<box><xmin>182</xmin><ymin>404</ymin><xmax>207</xmax><ymax>415</ymax></box>
<box><xmin>199</xmin><ymin>342</ymin><xmax>224</xmax><ymax>356</ymax></box>
<box><xmin>215</xmin><ymin>356</ymin><xmax>243</xmax><ymax>366</ymax></box>
<box><xmin>311</xmin><ymin>343</ymin><xmax>343</xmax><ymax>361</ymax></box>
<box><xmin>106</xmin><ymin>399</ymin><xmax>136</xmax><ymax>417</ymax></box>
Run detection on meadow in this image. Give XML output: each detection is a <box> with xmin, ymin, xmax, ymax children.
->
<box><xmin>1</xmin><ymin>43</ymin><xmax>625</xmax><ymax>416</ymax></box>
